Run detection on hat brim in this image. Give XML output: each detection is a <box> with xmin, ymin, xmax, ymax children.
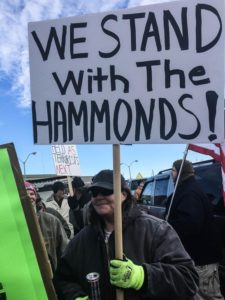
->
<box><xmin>88</xmin><ymin>182</ymin><xmax>114</xmax><ymax>191</ymax></box>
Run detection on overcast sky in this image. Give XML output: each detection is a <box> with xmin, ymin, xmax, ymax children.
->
<box><xmin>1</xmin><ymin>0</ymin><xmax>170</xmax><ymax>108</ymax></box>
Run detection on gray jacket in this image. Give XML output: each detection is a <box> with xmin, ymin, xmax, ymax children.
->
<box><xmin>38</xmin><ymin>212</ymin><xmax>69</xmax><ymax>272</ymax></box>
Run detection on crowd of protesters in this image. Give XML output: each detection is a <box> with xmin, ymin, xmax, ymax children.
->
<box><xmin>22</xmin><ymin>158</ymin><xmax>225</xmax><ymax>300</ymax></box>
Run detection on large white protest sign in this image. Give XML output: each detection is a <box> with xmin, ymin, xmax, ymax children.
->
<box><xmin>51</xmin><ymin>145</ymin><xmax>80</xmax><ymax>176</ymax></box>
<box><xmin>28</xmin><ymin>0</ymin><xmax>225</xmax><ymax>144</ymax></box>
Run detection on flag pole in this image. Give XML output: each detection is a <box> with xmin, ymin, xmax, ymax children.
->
<box><xmin>165</xmin><ymin>144</ymin><xmax>189</xmax><ymax>221</ymax></box>
<box><xmin>113</xmin><ymin>144</ymin><xmax>124</xmax><ymax>300</ymax></box>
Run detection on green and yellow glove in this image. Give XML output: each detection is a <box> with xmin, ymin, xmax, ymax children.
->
<box><xmin>110</xmin><ymin>257</ymin><xmax>144</xmax><ymax>290</ymax></box>
<box><xmin>75</xmin><ymin>296</ymin><xmax>88</xmax><ymax>300</ymax></box>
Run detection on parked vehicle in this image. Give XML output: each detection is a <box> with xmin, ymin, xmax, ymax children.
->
<box><xmin>139</xmin><ymin>159</ymin><xmax>224</xmax><ymax>218</ymax></box>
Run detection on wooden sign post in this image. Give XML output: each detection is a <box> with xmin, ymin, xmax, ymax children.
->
<box><xmin>113</xmin><ymin>144</ymin><xmax>124</xmax><ymax>300</ymax></box>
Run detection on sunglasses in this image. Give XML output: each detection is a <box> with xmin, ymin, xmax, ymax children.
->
<box><xmin>91</xmin><ymin>188</ymin><xmax>113</xmax><ymax>197</ymax></box>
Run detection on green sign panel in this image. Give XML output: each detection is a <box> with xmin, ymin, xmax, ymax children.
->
<box><xmin>0</xmin><ymin>148</ymin><xmax>48</xmax><ymax>300</ymax></box>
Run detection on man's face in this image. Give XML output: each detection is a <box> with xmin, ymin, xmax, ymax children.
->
<box><xmin>56</xmin><ymin>189</ymin><xmax>65</xmax><ymax>200</ymax></box>
<box><xmin>26</xmin><ymin>189</ymin><xmax>37</xmax><ymax>207</ymax></box>
<box><xmin>171</xmin><ymin>167</ymin><xmax>178</xmax><ymax>182</ymax></box>
<box><xmin>91</xmin><ymin>188</ymin><xmax>126</xmax><ymax>219</ymax></box>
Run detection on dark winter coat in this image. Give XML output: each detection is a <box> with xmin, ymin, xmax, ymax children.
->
<box><xmin>165</xmin><ymin>176</ymin><xmax>222</xmax><ymax>266</ymax></box>
<box><xmin>54</xmin><ymin>204</ymin><xmax>198</xmax><ymax>300</ymax></box>
<box><xmin>68</xmin><ymin>188</ymin><xmax>91</xmax><ymax>234</ymax></box>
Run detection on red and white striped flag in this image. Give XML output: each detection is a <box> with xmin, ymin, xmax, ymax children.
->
<box><xmin>188</xmin><ymin>143</ymin><xmax>225</xmax><ymax>206</ymax></box>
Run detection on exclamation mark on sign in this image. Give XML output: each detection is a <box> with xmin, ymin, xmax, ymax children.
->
<box><xmin>206</xmin><ymin>91</ymin><xmax>218</xmax><ymax>141</ymax></box>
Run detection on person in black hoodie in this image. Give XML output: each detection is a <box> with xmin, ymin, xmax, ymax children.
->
<box><xmin>165</xmin><ymin>159</ymin><xmax>224</xmax><ymax>300</ymax></box>
<box><xmin>54</xmin><ymin>169</ymin><xmax>198</xmax><ymax>300</ymax></box>
<box><xmin>67</xmin><ymin>177</ymin><xmax>91</xmax><ymax>235</ymax></box>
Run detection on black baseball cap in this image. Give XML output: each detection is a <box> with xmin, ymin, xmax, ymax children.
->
<box><xmin>89</xmin><ymin>169</ymin><xmax>126</xmax><ymax>191</ymax></box>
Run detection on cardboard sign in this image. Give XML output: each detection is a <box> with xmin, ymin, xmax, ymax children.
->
<box><xmin>28</xmin><ymin>0</ymin><xmax>225</xmax><ymax>144</ymax></box>
<box><xmin>51</xmin><ymin>144</ymin><xmax>80</xmax><ymax>175</ymax></box>
<box><xmin>0</xmin><ymin>144</ymin><xmax>57</xmax><ymax>300</ymax></box>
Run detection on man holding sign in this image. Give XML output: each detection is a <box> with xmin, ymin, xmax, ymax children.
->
<box><xmin>27</xmin><ymin>0</ymin><xmax>225</xmax><ymax>299</ymax></box>
<box><xmin>54</xmin><ymin>169</ymin><xmax>198</xmax><ymax>300</ymax></box>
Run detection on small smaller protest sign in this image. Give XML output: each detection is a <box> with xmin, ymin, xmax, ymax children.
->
<box><xmin>51</xmin><ymin>144</ymin><xmax>80</xmax><ymax>176</ymax></box>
